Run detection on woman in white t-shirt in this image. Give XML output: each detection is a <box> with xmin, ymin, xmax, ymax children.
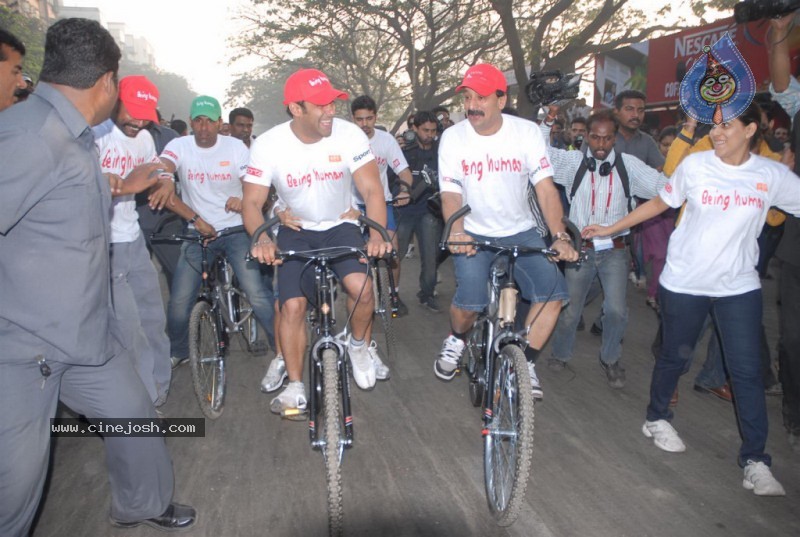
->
<box><xmin>584</xmin><ymin>102</ymin><xmax>800</xmax><ymax>497</ymax></box>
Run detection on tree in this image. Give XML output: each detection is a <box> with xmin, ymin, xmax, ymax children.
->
<box><xmin>1</xmin><ymin>6</ymin><xmax>46</xmax><ymax>81</ymax></box>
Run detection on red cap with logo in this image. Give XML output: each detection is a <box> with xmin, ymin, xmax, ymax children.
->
<box><xmin>119</xmin><ymin>75</ymin><xmax>160</xmax><ymax>122</ymax></box>
<box><xmin>456</xmin><ymin>64</ymin><xmax>507</xmax><ymax>96</ymax></box>
<box><xmin>283</xmin><ymin>69</ymin><xmax>348</xmax><ymax>106</ymax></box>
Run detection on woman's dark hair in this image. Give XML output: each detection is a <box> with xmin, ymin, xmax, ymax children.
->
<box><xmin>39</xmin><ymin>18</ymin><xmax>120</xmax><ymax>89</ymax></box>
<box><xmin>658</xmin><ymin>126</ymin><xmax>678</xmax><ymax>142</ymax></box>
<box><xmin>733</xmin><ymin>101</ymin><xmax>764</xmax><ymax>151</ymax></box>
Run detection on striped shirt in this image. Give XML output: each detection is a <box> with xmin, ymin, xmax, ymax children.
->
<box><xmin>540</xmin><ymin>123</ymin><xmax>667</xmax><ymax>232</ymax></box>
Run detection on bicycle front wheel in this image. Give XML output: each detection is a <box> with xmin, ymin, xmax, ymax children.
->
<box><xmin>373</xmin><ymin>263</ymin><xmax>397</xmax><ymax>363</ymax></box>
<box><xmin>484</xmin><ymin>345</ymin><xmax>534</xmax><ymax>526</ymax></box>
<box><xmin>322</xmin><ymin>348</ymin><xmax>344</xmax><ymax>536</ymax></box>
<box><xmin>189</xmin><ymin>301</ymin><xmax>226</xmax><ymax>420</ymax></box>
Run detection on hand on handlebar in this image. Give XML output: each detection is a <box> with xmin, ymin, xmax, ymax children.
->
<box><xmin>251</xmin><ymin>237</ymin><xmax>281</xmax><ymax>266</ymax></box>
<box><xmin>448</xmin><ymin>231</ymin><xmax>476</xmax><ymax>256</ymax></box>
<box><xmin>365</xmin><ymin>235</ymin><xmax>392</xmax><ymax>261</ymax></box>
<box><xmin>549</xmin><ymin>239</ymin><xmax>579</xmax><ymax>263</ymax></box>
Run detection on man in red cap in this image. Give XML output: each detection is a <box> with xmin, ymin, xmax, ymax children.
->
<box><xmin>434</xmin><ymin>63</ymin><xmax>578</xmax><ymax>398</ymax></box>
<box><xmin>94</xmin><ymin>74</ymin><xmax>175</xmax><ymax>406</ymax></box>
<box><xmin>243</xmin><ymin>68</ymin><xmax>391</xmax><ymax>416</ymax></box>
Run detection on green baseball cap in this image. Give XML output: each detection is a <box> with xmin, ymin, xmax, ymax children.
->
<box><xmin>190</xmin><ymin>95</ymin><xmax>221</xmax><ymax>121</ymax></box>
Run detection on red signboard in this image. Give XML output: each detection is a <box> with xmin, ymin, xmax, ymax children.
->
<box><xmin>646</xmin><ymin>17</ymin><xmax>781</xmax><ymax>105</ymax></box>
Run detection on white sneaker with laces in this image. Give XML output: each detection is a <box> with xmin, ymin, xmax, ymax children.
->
<box><xmin>642</xmin><ymin>420</ymin><xmax>686</xmax><ymax>452</ymax></box>
<box><xmin>743</xmin><ymin>460</ymin><xmax>786</xmax><ymax>496</ymax></box>
<box><xmin>269</xmin><ymin>381</ymin><xmax>307</xmax><ymax>417</ymax></box>
<box><xmin>349</xmin><ymin>341</ymin><xmax>377</xmax><ymax>390</ymax></box>
<box><xmin>260</xmin><ymin>354</ymin><xmax>287</xmax><ymax>393</ymax></box>
<box><xmin>367</xmin><ymin>340</ymin><xmax>390</xmax><ymax>381</ymax></box>
<box><xmin>434</xmin><ymin>335</ymin><xmax>465</xmax><ymax>381</ymax></box>
<box><xmin>527</xmin><ymin>361</ymin><xmax>543</xmax><ymax>401</ymax></box>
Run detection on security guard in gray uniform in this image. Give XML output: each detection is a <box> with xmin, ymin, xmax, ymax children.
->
<box><xmin>0</xmin><ymin>19</ymin><xmax>195</xmax><ymax>535</ymax></box>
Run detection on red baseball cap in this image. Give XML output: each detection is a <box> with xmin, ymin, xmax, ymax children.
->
<box><xmin>119</xmin><ymin>75</ymin><xmax>159</xmax><ymax>122</ymax></box>
<box><xmin>456</xmin><ymin>64</ymin><xmax>507</xmax><ymax>96</ymax></box>
<box><xmin>283</xmin><ymin>69</ymin><xmax>348</xmax><ymax>106</ymax></box>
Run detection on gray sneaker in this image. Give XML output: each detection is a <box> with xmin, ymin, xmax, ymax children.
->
<box><xmin>260</xmin><ymin>354</ymin><xmax>287</xmax><ymax>393</ymax></box>
<box><xmin>434</xmin><ymin>335</ymin><xmax>465</xmax><ymax>381</ymax></box>
<box><xmin>600</xmin><ymin>360</ymin><xmax>625</xmax><ymax>389</ymax></box>
<box><xmin>421</xmin><ymin>295</ymin><xmax>441</xmax><ymax>313</ymax></box>
<box><xmin>527</xmin><ymin>361</ymin><xmax>543</xmax><ymax>401</ymax></box>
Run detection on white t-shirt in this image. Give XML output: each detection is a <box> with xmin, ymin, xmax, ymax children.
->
<box><xmin>161</xmin><ymin>135</ymin><xmax>250</xmax><ymax>231</ymax></box>
<box><xmin>244</xmin><ymin>119</ymin><xmax>375</xmax><ymax>231</ymax></box>
<box><xmin>96</xmin><ymin>125</ymin><xmax>160</xmax><ymax>243</ymax></box>
<box><xmin>352</xmin><ymin>128</ymin><xmax>408</xmax><ymax>204</ymax></box>
<box><xmin>438</xmin><ymin>114</ymin><xmax>554</xmax><ymax>237</ymax></box>
<box><xmin>660</xmin><ymin>151</ymin><xmax>800</xmax><ymax>296</ymax></box>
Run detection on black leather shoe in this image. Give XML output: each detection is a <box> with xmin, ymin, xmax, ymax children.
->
<box><xmin>111</xmin><ymin>502</ymin><xmax>197</xmax><ymax>532</ymax></box>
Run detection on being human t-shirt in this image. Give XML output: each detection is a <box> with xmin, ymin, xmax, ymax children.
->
<box><xmin>160</xmin><ymin>135</ymin><xmax>250</xmax><ymax>231</ymax></box>
<box><xmin>96</xmin><ymin>124</ymin><xmax>160</xmax><ymax>243</ymax></box>
<box><xmin>438</xmin><ymin>114</ymin><xmax>553</xmax><ymax>237</ymax></box>
<box><xmin>244</xmin><ymin>119</ymin><xmax>375</xmax><ymax>231</ymax></box>
<box><xmin>660</xmin><ymin>151</ymin><xmax>800</xmax><ymax>296</ymax></box>
<box><xmin>352</xmin><ymin>128</ymin><xmax>408</xmax><ymax>204</ymax></box>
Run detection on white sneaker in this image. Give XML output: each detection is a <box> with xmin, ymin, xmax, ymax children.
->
<box><xmin>434</xmin><ymin>335</ymin><xmax>465</xmax><ymax>381</ymax></box>
<box><xmin>269</xmin><ymin>381</ymin><xmax>307</xmax><ymax>418</ymax></box>
<box><xmin>367</xmin><ymin>340</ymin><xmax>390</xmax><ymax>381</ymax></box>
<box><xmin>527</xmin><ymin>361</ymin><xmax>543</xmax><ymax>401</ymax></box>
<box><xmin>642</xmin><ymin>420</ymin><xmax>686</xmax><ymax>452</ymax></box>
<box><xmin>743</xmin><ymin>460</ymin><xmax>786</xmax><ymax>496</ymax></box>
<box><xmin>260</xmin><ymin>354</ymin><xmax>287</xmax><ymax>393</ymax></box>
<box><xmin>348</xmin><ymin>341</ymin><xmax>377</xmax><ymax>390</ymax></box>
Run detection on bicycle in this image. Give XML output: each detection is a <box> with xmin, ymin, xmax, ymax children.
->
<box><xmin>151</xmin><ymin>224</ymin><xmax>261</xmax><ymax>420</ymax></box>
<box><xmin>441</xmin><ymin>205</ymin><xmax>581</xmax><ymax>526</ymax></box>
<box><xmin>250</xmin><ymin>214</ymin><xmax>393</xmax><ymax>537</ymax></box>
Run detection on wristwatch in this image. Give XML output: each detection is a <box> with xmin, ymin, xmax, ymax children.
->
<box><xmin>187</xmin><ymin>215</ymin><xmax>199</xmax><ymax>225</ymax></box>
<box><xmin>553</xmin><ymin>231</ymin><xmax>571</xmax><ymax>242</ymax></box>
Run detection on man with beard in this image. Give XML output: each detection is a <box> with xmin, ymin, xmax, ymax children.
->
<box><xmin>95</xmin><ymin>75</ymin><xmax>174</xmax><ymax>406</ymax></box>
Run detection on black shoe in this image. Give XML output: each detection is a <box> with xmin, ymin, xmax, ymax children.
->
<box><xmin>395</xmin><ymin>298</ymin><xmax>409</xmax><ymax>317</ymax></box>
<box><xmin>600</xmin><ymin>360</ymin><xmax>625</xmax><ymax>389</ymax></box>
<box><xmin>111</xmin><ymin>502</ymin><xmax>197</xmax><ymax>532</ymax></box>
<box><xmin>419</xmin><ymin>294</ymin><xmax>441</xmax><ymax>313</ymax></box>
<box><xmin>590</xmin><ymin>323</ymin><xmax>603</xmax><ymax>336</ymax></box>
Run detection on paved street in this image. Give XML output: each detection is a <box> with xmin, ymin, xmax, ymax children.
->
<box><xmin>32</xmin><ymin>254</ymin><xmax>799</xmax><ymax>537</ymax></box>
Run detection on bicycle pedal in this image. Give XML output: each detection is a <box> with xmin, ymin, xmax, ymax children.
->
<box><xmin>280</xmin><ymin>408</ymin><xmax>308</xmax><ymax>421</ymax></box>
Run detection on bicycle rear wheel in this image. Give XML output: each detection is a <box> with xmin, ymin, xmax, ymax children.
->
<box><xmin>484</xmin><ymin>345</ymin><xmax>534</xmax><ymax>526</ymax></box>
<box><xmin>322</xmin><ymin>348</ymin><xmax>344</xmax><ymax>536</ymax></box>
<box><xmin>373</xmin><ymin>263</ymin><xmax>397</xmax><ymax>363</ymax></box>
<box><xmin>189</xmin><ymin>301</ymin><xmax>226</xmax><ymax>420</ymax></box>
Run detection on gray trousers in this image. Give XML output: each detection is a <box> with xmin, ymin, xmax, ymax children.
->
<box><xmin>0</xmin><ymin>348</ymin><xmax>174</xmax><ymax>536</ymax></box>
<box><xmin>111</xmin><ymin>234</ymin><xmax>171</xmax><ymax>404</ymax></box>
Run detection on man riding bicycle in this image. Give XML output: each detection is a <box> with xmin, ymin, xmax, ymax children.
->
<box><xmin>242</xmin><ymin>69</ymin><xmax>391</xmax><ymax>416</ymax></box>
<box><xmin>435</xmin><ymin>63</ymin><xmax>578</xmax><ymax>398</ymax></box>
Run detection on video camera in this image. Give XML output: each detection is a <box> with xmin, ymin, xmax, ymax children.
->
<box><xmin>734</xmin><ymin>0</ymin><xmax>800</xmax><ymax>23</ymax></box>
<box><xmin>525</xmin><ymin>70</ymin><xmax>582</xmax><ymax>111</ymax></box>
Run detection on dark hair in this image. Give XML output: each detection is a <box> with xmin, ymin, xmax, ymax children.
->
<box><xmin>586</xmin><ymin>109</ymin><xmax>620</xmax><ymax>133</ymax></box>
<box><xmin>552</xmin><ymin>119</ymin><xmax>564</xmax><ymax>129</ymax></box>
<box><xmin>229</xmin><ymin>107</ymin><xmax>254</xmax><ymax>123</ymax></box>
<box><xmin>658</xmin><ymin>126</ymin><xmax>678</xmax><ymax>142</ymax></box>
<box><xmin>170</xmin><ymin>119</ymin><xmax>187</xmax><ymax>134</ymax></box>
<box><xmin>39</xmin><ymin>18</ymin><xmax>120</xmax><ymax>89</ymax></box>
<box><xmin>413</xmin><ymin>110</ymin><xmax>438</xmax><ymax>128</ymax></box>
<box><xmin>431</xmin><ymin>105</ymin><xmax>449</xmax><ymax>115</ymax></box>
<box><xmin>732</xmin><ymin>101</ymin><xmax>764</xmax><ymax>151</ymax></box>
<box><xmin>614</xmin><ymin>89</ymin><xmax>647</xmax><ymax>110</ymax></box>
<box><xmin>351</xmin><ymin>95</ymin><xmax>377</xmax><ymax>115</ymax></box>
<box><xmin>570</xmin><ymin>116</ymin><xmax>587</xmax><ymax>128</ymax></box>
<box><xmin>0</xmin><ymin>28</ymin><xmax>26</xmax><ymax>58</ymax></box>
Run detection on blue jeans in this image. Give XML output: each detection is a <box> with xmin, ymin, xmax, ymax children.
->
<box><xmin>167</xmin><ymin>231</ymin><xmax>275</xmax><ymax>359</ymax></box>
<box><xmin>649</xmin><ymin>286</ymin><xmax>771</xmax><ymax>467</ymax></box>
<box><xmin>395</xmin><ymin>210</ymin><xmax>443</xmax><ymax>300</ymax></box>
<box><xmin>551</xmin><ymin>247</ymin><xmax>628</xmax><ymax>364</ymax></box>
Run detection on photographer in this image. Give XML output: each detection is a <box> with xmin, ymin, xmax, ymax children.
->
<box><xmin>394</xmin><ymin>111</ymin><xmax>443</xmax><ymax>312</ymax></box>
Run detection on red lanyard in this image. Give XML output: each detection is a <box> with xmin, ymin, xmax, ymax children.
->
<box><xmin>590</xmin><ymin>171</ymin><xmax>613</xmax><ymax>218</ymax></box>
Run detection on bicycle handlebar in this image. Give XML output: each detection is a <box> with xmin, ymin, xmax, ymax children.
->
<box><xmin>150</xmin><ymin>225</ymin><xmax>246</xmax><ymax>244</ymax></box>
<box><xmin>439</xmin><ymin>204</ymin><xmax>582</xmax><ymax>256</ymax></box>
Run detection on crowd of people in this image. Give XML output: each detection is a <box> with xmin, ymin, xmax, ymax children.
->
<box><xmin>2</xmin><ymin>13</ymin><xmax>800</xmax><ymax>535</ymax></box>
